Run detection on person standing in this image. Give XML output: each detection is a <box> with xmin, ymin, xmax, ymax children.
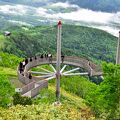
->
<box><xmin>48</xmin><ymin>54</ymin><xmax>52</xmax><ymax>63</ymax></box>
<box><xmin>61</xmin><ymin>55</ymin><xmax>64</xmax><ymax>63</ymax></box>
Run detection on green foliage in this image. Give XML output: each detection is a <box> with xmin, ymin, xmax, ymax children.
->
<box><xmin>0</xmin><ymin>24</ymin><xmax>119</xmax><ymax>119</ymax></box>
<box><xmin>0</xmin><ymin>104</ymin><xmax>94</xmax><ymax>120</ymax></box>
<box><xmin>2</xmin><ymin>25</ymin><xmax>117</xmax><ymax>62</ymax></box>
<box><xmin>49</xmin><ymin>65</ymin><xmax>120</xmax><ymax>119</ymax></box>
<box><xmin>86</xmin><ymin>63</ymin><xmax>120</xmax><ymax>119</ymax></box>
<box><xmin>0</xmin><ymin>52</ymin><xmax>23</xmax><ymax>69</ymax></box>
<box><xmin>0</xmin><ymin>86</ymin><xmax>96</xmax><ymax>119</ymax></box>
<box><xmin>0</xmin><ymin>67</ymin><xmax>17</xmax><ymax>77</ymax></box>
<box><xmin>60</xmin><ymin>76</ymin><xmax>97</xmax><ymax>99</ymax></box>
<box><xmin>33</xmin><ymin>88</ymin><xmax>56</xmax><ymax>105</ymax></box>
<box><xmin>13</xmin><ymin>93</ymin><xmax>32</xmax><ymax>106</ymax></box>
<box><xmin>0</xmin><ymin>73</ymin><xmax>15</xmax><ymax>108</ymax></box>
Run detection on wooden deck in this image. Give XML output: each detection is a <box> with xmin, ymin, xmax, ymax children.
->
<box><xmin>17</xmin><ymin>56</ymin><xmax>102</xmax><ymax>97</ymax></box>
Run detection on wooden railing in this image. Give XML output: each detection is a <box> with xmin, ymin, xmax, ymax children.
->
<box><xmin>17</xmin><ymin>56</ymin><xmax>102</xmax><ymax>97</ymax></box>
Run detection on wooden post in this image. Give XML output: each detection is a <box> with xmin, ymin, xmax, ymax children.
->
<box><xmin>116</xmin><ymin>31</ymin><xmax>120</xmax><ymax>64</ymax></box>
<box><xmin>56</xmin><ymin>21</ymin><xmax>62</xmax><ymax>102</ymax></box>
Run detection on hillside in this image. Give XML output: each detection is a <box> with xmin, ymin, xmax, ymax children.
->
<box><xmin>0</xmin><ymin>86</ymin><xmax>96</xmax><ymax>120</ymax></box>
<box><xmin>0</xmin><ymin>52</ymin><xmax>97</xmax><ymax>119</ymax></box>
<box><xmin>0</xmin><ymin>47</ymin><xmax>120</xmax><ymax>119</ymax></box>
<box><xmin>0</xmin><ymin>25</ymin><xmax>117</xmax><ymax>63</ymax></box>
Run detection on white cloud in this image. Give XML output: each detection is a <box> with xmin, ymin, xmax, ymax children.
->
<box><xmin>0</xmin><ymin>2</ymin><xmax>120</xmax><ymax>36</ymax></box>
<box><xmin>8</xmin><ymin>20</ymin><xmax>32</xmax><ymax>26</ymax></box>
<box><xmin>36</xmin><ymin>7</ymin><xmax>48</xmax><ymax>15</ymax></box>
<box><xmin>0</xmin><ymin>5</ymin><xmax>28</xmax><ymax>15</ymax></box>
<box><xmin>91</xmin><ymin>25</ymin><xmax>119</xmax><ymax>37</ymax></box>
<box><xmin>34</xmin><ymin>4</ymin><xmax>113</xmax><ymax>24</ymax></box>
<box><xmin>43</xmin><ymin>8</ymin><xmax>113</xmax><ymax>24</ymax></box>
<box><xmin>112</xmin><ymin>12</ymin><xmax>120</xmax><ymax>24</ymax></box>
<box><xmin>50</xmin><ymin>2</ymin><xmax>79</xmax><ymax>8</ymax></box>
<box><xmin>35</xmin><ymin>4</ymin><xmax>120</xmax><ymax>36</ymax></box>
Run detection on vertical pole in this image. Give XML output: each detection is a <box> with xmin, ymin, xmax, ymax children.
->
<box><xmin>56</xmin><ymin>21</ymin><xmax>62</xmax><ymax>102</ymax></box>
<box><xmin>116</xmin><ymin>31</ymin><xmax>120</xmax><ymax>64</ymax></box>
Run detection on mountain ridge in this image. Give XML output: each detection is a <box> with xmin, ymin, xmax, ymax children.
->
<box><xmin>1</xmin><ymin>24</ymin><xmax>117</xmax><ymax>63</ymax></box>
<box><xmin>1</xmin><ymin>0</ymin><xmax>120</xmax><ymax>12</ymax></box>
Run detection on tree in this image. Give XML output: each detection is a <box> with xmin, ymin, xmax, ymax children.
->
<box><xmin>87</xmin><ymin>63</ymin><xmax>120</xmax><ymax>119</ymax></box>
<box><xmin>0</xmin><ymin>74</ymin><xmax>15</xmax><ymax>107</ymax></box>
<box><xmin>13</xmin><ymin>93</ymin><xmax>32</xmax><ymax>105</ymax></box>
<box><xmin>101</xmin><ymin>63</ymin><xmax>120</xmax><ymax>119</ymax></box>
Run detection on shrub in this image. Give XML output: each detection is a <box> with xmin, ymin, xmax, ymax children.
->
<box><xmin>0</xmin><ymin>52</ymin><xmax>23</xmax><ymax>69</ymax></box>
<box><xmin>0</xmin><ymin>74</ymin><xmax>15</xmax><ymax>108</ymax></box>
<box><xmin>86</xmin><ymin>63</ymin><xmax>120</xmax><ymax>119</ymax></box>
<box><xmin>13</xmin><ymin>93</ymin><xmax>32</xmax><ymax>105</ymax></box>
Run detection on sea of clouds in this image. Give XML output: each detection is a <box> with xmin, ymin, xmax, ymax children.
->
<box><xmin>0</xmin><ymin>2</ymin><xmax>120</xmax><ymax>36</ymax></box>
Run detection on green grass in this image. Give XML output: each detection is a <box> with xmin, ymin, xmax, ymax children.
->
<box><xmin>0</xmin><ymin>86</ymin><xmax>97</xmax><ymax>120</ymax></box>
<box><xmin>0</xmin><ymin>67</ymin><xmax>17</xmax><ymax>77</ymax></box>
<box><xmin>0</xmin><ymin>66</ymin><xmax>23</xmax><ymax>87</ymax></box>
<box><xmin>0</xmin><ymin>35</ymin><xmax>5</xmax><ymax>41</ymax></box>
<box><xmin>49</xmin><ymin>75</ymin><xmax>97</xmax><ymax>99</ymax></box>
<box><xmin>0</xmin><ymin>63</ymin><xmax>99</xmax><ymax>119</ymax></box>
<box><xmin>32</xmin><ymin>65</ymin><xmax>55</xmax><ymax>73</ymax></box>
<box><xmin>0</xmin><ymin>35</ymin><xmax>5</xmax><ymax>48</ymax></box>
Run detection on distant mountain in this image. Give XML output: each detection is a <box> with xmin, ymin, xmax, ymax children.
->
<box><xmin>1</xmin><ymin>25</ymin><xmax>117</xmax><ymax>63</ymax></box>
<box><xmin>0</xmin><ymin>0</ymin><xmax>53</xmax><ymax>7</ymax></box>
<box><xmin>59</xmin><ymin>0</ymin><xmax>120</xmax><ymax>12</ymax></box>
<box><xmin>1</xmin><ymin>0</ymin><xmax>120</xmax><ymax>12</ymax></box>
<box><xmin>0</xmin><ymin>0</ymin><xmax>120</xmax><ymax>36</ymax></box>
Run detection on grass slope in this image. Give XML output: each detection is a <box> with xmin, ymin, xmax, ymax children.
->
<box><xmin>0</xmin><ymin>53</ymin><xmax>98</xmax><ymax>119</ymax></box>
<box><xmin>0</xmin><ymin>52</ymin><xmax>24</xmax><ymax>87</ymax></box>
<box><xmin>0</xmin><ymin>86</ymin><xmax>96</xmax><ymax>120</ymax></box>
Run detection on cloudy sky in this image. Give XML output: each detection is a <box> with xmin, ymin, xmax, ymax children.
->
<box><xmin>0</xmin><ymin>1</ymin><xmax>120</xmax><ymax>36</ymax></box>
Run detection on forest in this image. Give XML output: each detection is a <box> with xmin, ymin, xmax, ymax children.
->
<box><xmin>0</xmin><ymin>25</ymin><xmax>117</xmax><ymax>63</ymax></box>
<box><xmin>0</xmin><ymin>24</ymin><xmax>120</xmax><ymax>119</ymax></box>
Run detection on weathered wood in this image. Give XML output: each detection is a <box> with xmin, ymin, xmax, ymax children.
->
<box><xmin>21</xmin><ymin>81</ymin><xmax>35</xmax><ymax>94</ymax></box>
<box><xmin>18</xmin><ymin>56</ymin><xmax>102</xmax><ymax>85</ymax></box>
<box><xmin>31</xmin><ymin>81</ymin><xmax>48</xmax><ymax>98</ymax></box>
<box><xmin>23</xmin><ymin>57</ymin><xmax>101</xmax><ymax>76</ymax></box>
<box><xmin>116</xmin><ymin>32</ymin><xmax>120</xmax><ymax>64</ymax></box>
<box><xmin>17</xmin><ymin>56</ymin><xmax>102</xmax><ymax>97</ymax></box>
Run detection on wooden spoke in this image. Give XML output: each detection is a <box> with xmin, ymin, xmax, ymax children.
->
<box><xmin>30</xmin><ymin>71</ymin><xmax>53</xmax><ymax>75</ymax></box>
<box><xmin>63</xmin><ymin>68</ymin><xmax>80</xmax><ymax>74</ymax></box>
<box><xmin>34</xmin><ymin>74</ymin><xmax>55</xmax><ymax>78</ymax></box>
<box><xmin>40</xmin><ymin>67</ymin><xmax>53</xmax><ymax>73</ymax></box>
<box><xmin>60</xmin><ymin>65</ymin><xmax>67</xmax><ymax>73</ymax></box>
<box><xmin>49</xmin><ymin>64</ymin><xmax>56</xmax><ymax>72</ymax></box>
<box><xmin>63</xmin><ymin>72</ymin><xmax>89</xmax><ymax>76</ymax></box>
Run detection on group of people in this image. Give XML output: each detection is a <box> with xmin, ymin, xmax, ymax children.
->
<box><xmin>19</xmin><ymin>54</ymin><xmax>53</xmax><ymax>78</ymax></box>
<box><xmin>34</xmin><ymin>54</ymin><xmax>53</xmax><ymax>62</ymax></box>
<box><xmin>19</xmin><ymin>53</ymin><xmax>65</xmax><ymax>79</ymax></box>
<box><xmin>40</xmin><ymin>54</ymin><xmax>52</xmax><ymax>61</ymax></box>
<box><xmin>19</xmin><ymin>58</ymin><xmax>32</xmax><ymax>79</ymax></box>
